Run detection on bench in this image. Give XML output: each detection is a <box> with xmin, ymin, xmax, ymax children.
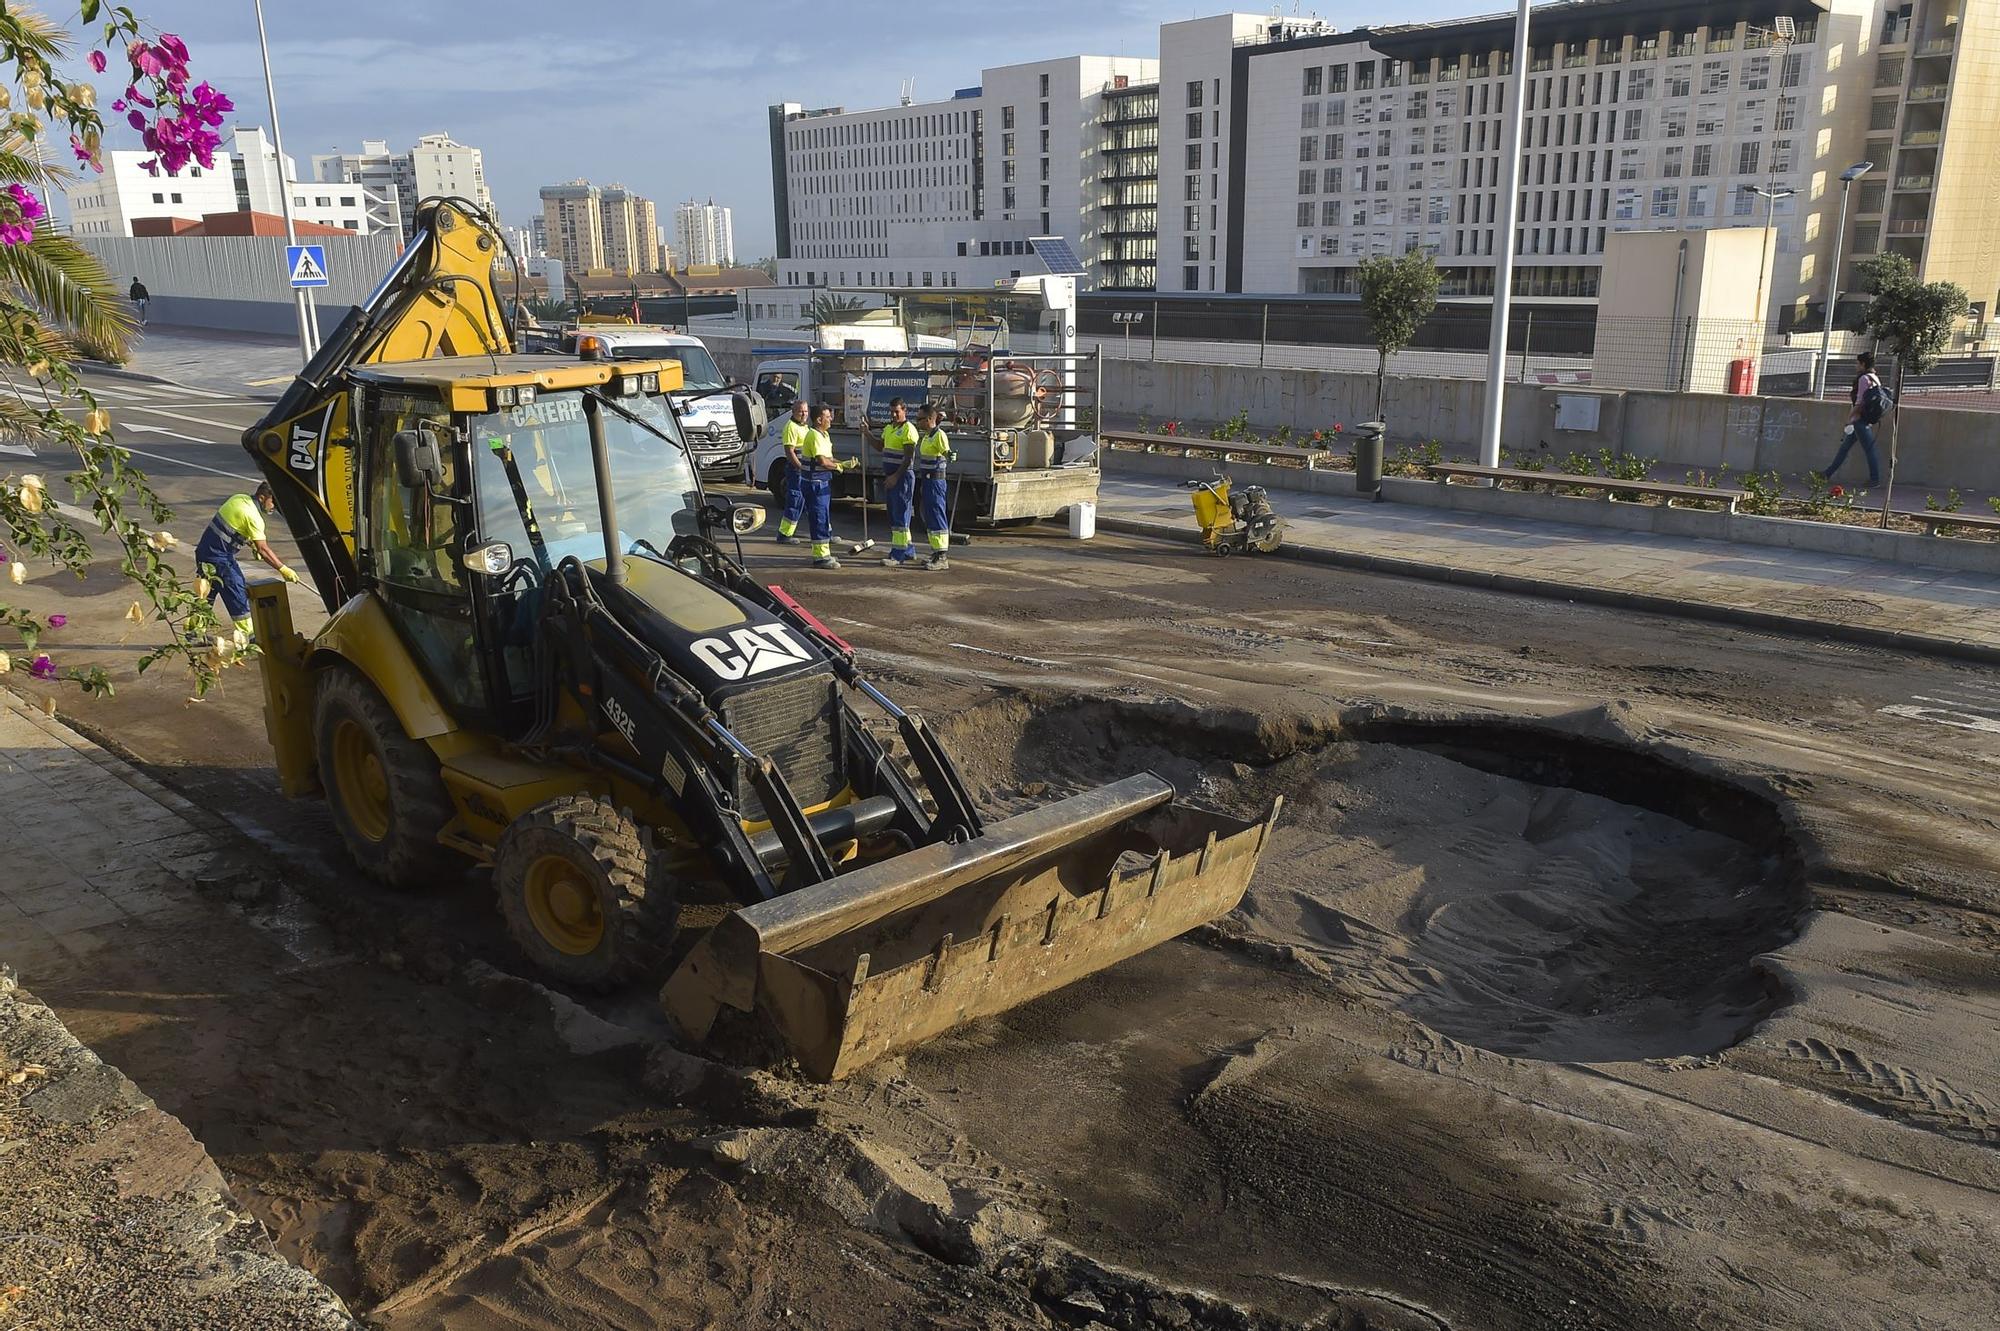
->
<box><xmin>1893</xmin><ymin>507</ymin><xmax>2000</xmax><ymax>537</ymax></box>
<box><xmin>1425</xmin><ymin>463</ymin><xmax>1746</xmax><ymax>512</ymax></box>
<box><xmin>1099</xmin><ymin>429</ymin><xmax>1324</xmax><ymax>467</ymax></box>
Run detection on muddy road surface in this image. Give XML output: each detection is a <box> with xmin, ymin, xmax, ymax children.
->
<box><xmin>9</xmin><ymin>522</ymin><xmax>2000</xmax><ymax>1330</ymax></box>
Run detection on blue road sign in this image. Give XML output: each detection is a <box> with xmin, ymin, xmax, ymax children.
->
<box><xmin>286</xmin><ymin>244</ymin><xmax>329</xmax><ymax>288</ymax></box>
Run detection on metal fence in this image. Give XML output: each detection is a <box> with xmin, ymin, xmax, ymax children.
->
<box><xmin>689</xmin><ymin>310</ymin><xmax>1999</xmax><ymax>405</ymax></box>
<box><xmin>76</xmin><ymin>233</ymin><xmax>399</xmax><ymax>306</ymax></box>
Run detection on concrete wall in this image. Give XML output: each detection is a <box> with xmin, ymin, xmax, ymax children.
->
<box><xmin>77</xmin><ymin>233</ymin><xmax>400</xmax><ymax>336</ymax></box>
<box><xmin>702</xmin><ymin>336</ymin><xmax>2000</xmax><ymax>496</ymax></box>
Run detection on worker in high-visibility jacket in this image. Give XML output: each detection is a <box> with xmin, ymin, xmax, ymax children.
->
<box><xmin>796</xmin><ymin>402</ymin><xmax>852</xmax><ymax>569</ymax></box>
<box><xmin>876</xmin><ymin>396</ymin><xmax>920</xmax><ymax>566</ymax></box>
<box><xmin>914</xmin><ymin>402</ymin><xmax>954</xmax><ymax>571</ymax></box>
<box><xmin>773</xmin><ymin>399</ymin><xmax>811</xmax><ymax>544</ymax></box>
<box><xmin>193</xmin><ymin>482</ymin><xmax>297</xmax><ymax>635</ymax></box>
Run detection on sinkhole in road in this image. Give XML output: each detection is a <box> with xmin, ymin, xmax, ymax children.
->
<box><xmin>940</xmin><ymin>697</ymin><xmax>1807</xmax><ymax>1062</ymax></box>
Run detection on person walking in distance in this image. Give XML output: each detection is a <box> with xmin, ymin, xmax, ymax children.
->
<box><xmin>194</xmin><ymin>482</ymin><xmax>298</xmax><ymax>638</ymax></box>
<box><xmin>1819</xmin><ymin>351</ymin><xmax>1886</xmax><ymax>488</ymax></box>
<box><xmin>773</xmin><ymin>399</ymin><xmax>810</xmax><ymax>544</ymax></box>
<box><xmin>877</xmin><ymin>396</ymin><xmax>919</xmax><ymax>566</ymax></box>
<box><xmin>128</xmin><ymin>277</ymin><xmax>150</xmax><ymax>326</ymax></box>
<box><xmin>914</xmin><ymin>402</ymin><xmax>955</xmax><ymax>571</ymax></box>
<box><xmin>797</xmin><ymin>402</ymin><xmax>851</xmax><ymax>570</ymax></box>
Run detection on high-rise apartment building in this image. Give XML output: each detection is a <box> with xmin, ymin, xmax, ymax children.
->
<box><xmin>600</xmin><ymin>184</ymin><xmax>662</xmax><ymax>274</ymax></box>
<box><xmin>313</xmin><ymin>133</ymin><xmax>492</xmax><ymax>241</ymax></box>
<box><xmin>540</xmin><ymin>179</ymin><xmax>605</xmax><ymax>274</ymax></box>
<box><xmin>67</xmin><ymin>127</ymin><xmax>384</xmax><ymax>236</ymax></box>
<box><xmin>675</xmin><ymin>199</ymin><xmax>736</xmax><ymax>267</ymax></box>
<box><xmin>767</xmin><ymin>3</ymin><xmax>1999</xmax><ymax>325</ymax></box>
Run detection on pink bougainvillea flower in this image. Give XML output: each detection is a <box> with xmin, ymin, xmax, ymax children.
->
<box><xmin>47</xmin><ymin>614</ymin><xmax>67</xmax><ymax>630</ymax></box>
<box><xmin>28</xmin><ymin>655</ymin><xmax>57</xmax><ymax>681</ymax></box>
<box><xmin>89</xmin><ymin>49</ymin><xmax>108</xmax><ymax>73</ymax></box>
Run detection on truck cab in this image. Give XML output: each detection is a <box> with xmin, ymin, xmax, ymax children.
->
<box><xmin>563</xmin><ymin>327</ymin><xmax>765</xmax><ymax>484</ymax></box>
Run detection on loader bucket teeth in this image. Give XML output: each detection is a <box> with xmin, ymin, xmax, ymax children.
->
<box><xmin>661</xmin><ymin>773</ymin><xmax>1281</xmax><ymax>1081</ymax></box>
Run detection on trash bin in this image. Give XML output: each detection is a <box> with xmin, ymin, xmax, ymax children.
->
<box><xmin>1068</xmin><ymin>501</ymin><xmax>1096</xmax><ymax>540</ymax></box>
<box><xmin>1353</xmin><ymin>421</ymin><xmax>1386</xmax><ymax>498</ymax></box>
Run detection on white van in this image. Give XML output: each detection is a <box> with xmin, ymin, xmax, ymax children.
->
<box><xmin>563</xmin><ymin>327</ymin><xmax>766</xmax><ymax>483</ymax></box>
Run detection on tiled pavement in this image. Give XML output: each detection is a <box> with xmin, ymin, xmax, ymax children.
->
<box><xmin>1095</xmin><ymin>477</ymin><xmax>2000</xmax><ymax>658</ymax></box>
<box><xmin>0</xmin><ymin>690</ymin><xmax>230</xmax><ymax>982</ymax></box>
<box><xmin>100</xmin><ymin>324</ymin><xmax>300</xmax><ymax>399</ymax></box>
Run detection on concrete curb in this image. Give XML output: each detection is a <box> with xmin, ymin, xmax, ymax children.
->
<box><xmin>84</xmin><ymin>358</ymin><xmax>285</xmax><ymax>402</ymax></box>
<box><xmin>1094</xmin><ymin>512</ymin><xmax>2000</xmax><ymax>667</ymax></box>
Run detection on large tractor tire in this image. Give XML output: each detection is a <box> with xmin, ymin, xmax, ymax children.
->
<box><xmin>313</xmin><ymin>666</ymin><xmax>458</xmax><ymax>889</ymax></box>
<box><xmin>494</xmin><ymin>795</ymin><xmax>680</xmax><ymax>989</ymax></box>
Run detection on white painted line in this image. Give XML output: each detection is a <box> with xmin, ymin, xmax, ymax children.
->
<box><xmin>123</xmin><ymin>422</ymin><xmax>235</xmax><ymax>447</ymax></box>
<box><xmin>1880</xmin><ymin>703</ymin><xmax>2000</xmax><ymax>737</ymax></box>
<box><xmin>0</xmin><ymin>442</ymin><xmax>33</xmax><ymax>458</ymax></box>
<box><xmin>110</xmin><ymin>441</ymin><xmax>258</xmax><ymax>483</ymax></box>
<box><xmin>1911</xmin><ymin>694</ymin><xmax>2000</xmax><ymax>717</ymax></box>
<box><xmin>245</xmin><ymin>375</ymin><xmax>295</xmax><ymax>386</ymax></box>
<box><xmin>948</xmin><ymin>642</ymin><xmax>1063</xmax><ymax>669</ymax></box>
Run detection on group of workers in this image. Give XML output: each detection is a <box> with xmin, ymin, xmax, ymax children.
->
<box><xmin>772</xmin><ymin>395</ymin><xmax>954</xmax><ymax>572</ymax></box>
<box><xmin>195</xmin><ymin>396</ymin><xmax>954</xmax><ymax>634</ymax></box>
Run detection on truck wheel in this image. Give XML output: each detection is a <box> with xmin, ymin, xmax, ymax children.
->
<box><xmin>495</xmin><ymin>795</ymin><xmax>679</xmax><ymax>989</ymax></box>
<box><xmin>314</xmin><ymin>666</ymin><xmax>458</xmax><ymax>889</ymax></box>
<box><xmin>764</xmin><ymin>460</ymin><xmax>787</xmax><ymax>492</ymax></box>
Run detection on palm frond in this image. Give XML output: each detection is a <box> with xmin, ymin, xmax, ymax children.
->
<box><xmin>0</xmin><ymin>225</ymin><xmax>135</xmax><ymax>361</ymax></box>
<box><xmin>0</xmin><ymin>10</ymin><xmax>70</xmax><ymax>62</ymax></box>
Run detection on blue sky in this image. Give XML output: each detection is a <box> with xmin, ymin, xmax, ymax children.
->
<box><xmin>71</xmin><ymin>1</ymin><xmax>1468</xmax><ymax>254</ymax></box>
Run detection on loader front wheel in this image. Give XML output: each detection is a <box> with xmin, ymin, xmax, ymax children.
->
<box><xmin>314</xmin><ymin>667</ymin><xmax>457</xmax><ymax>889</ymax></box>
<box><xmin>495</xmin><ymin>796</ymin><xmax>678</xmax><ymax>989</ymax></box>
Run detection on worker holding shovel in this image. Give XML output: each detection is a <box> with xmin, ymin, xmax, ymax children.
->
<box><xmin>877</xmin><ymin>397</ymin><xmax>919</xmax><ymax>566</ymax></box>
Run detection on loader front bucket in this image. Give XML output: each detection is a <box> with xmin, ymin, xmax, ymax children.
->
<box><xmin>662</xmin><ymin>774</ymin><xmax>1281</xmax><ymax>1081</ymax></box>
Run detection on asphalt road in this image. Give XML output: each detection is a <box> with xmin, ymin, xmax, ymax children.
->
<box><xmin>9</xmin><ymin>365</ymin><xmax>2000</xmax><ymax>1329</ymax></box>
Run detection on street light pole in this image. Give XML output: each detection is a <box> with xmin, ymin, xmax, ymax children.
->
<box><xmin>1478</xmin><ymin>0</ymin><xmax>1532</xmax><ymax>467</ymax></box>
<box><xmin>1738</xmin><ymin>182</ymin><xmax>1795</xmax><ymax>378</ymax></box>
<box><xmin>1816</xmin><ymin>160</ymin><xmax>1874</xmax><ymax>397</ymax></box>
<box><xmin>252</xmin><ymin>0</ymin><xmax>316</xmax><ymax>362</ymax></box>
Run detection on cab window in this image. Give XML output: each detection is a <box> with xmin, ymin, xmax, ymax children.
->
<box><xmin>366</xmin><ymin>390</ymin><xmax>485</xmax><ymax>711</ymax></box>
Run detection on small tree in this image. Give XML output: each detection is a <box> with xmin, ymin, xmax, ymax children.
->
<box><xmin>1854</xmin><ymin>252</ymin><xmax>1968</xmax><ymax>525</ymax></box>
<box><xmin>1355</xmin><ymin>249</ymin><xmax>1440</xmax><ymax>419</ymax></box>
<box><xmin>797</xmin><ymin>293</ymin><xmax>869</xmax><ymax>329</ymax></box>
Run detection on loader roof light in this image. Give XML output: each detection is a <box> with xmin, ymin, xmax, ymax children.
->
<box><xmin>619</xmin><ymin>373</ymin><xmax>642</xmax><ymax>396</ymax></box>
<box><xmin>578</xmin><ymin>333</ymin><xmax>607</xmax><ymax>360</ymax></box>
<box><xmin>637</xmin><ymin>371</ymin><xmax>659</xmax><ymax>394</ymax></box>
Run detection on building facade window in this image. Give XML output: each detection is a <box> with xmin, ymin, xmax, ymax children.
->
<box><xmin>1186</xmin><ymin>81</ymin><xmax>1203</xmax><ymax>108</ymax></box>
<box><xmin>1303</xmin><ymin>66</ymin><xmax>1322</xmax><ymax>96</ymax></box>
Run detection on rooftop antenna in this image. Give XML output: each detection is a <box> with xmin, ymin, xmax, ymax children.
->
<box><xmin>899</xmin><ymin>78</ymin><xmax>916</xmax><ymax>106</ymax></box>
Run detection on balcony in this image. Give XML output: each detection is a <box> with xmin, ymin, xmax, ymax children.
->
<box><xmin>1881</xmin><ymin>20</ymin><xmax>1911</xmax><ymax>46</ymax></box>
<box><xmin>1895</xmin><ymin>174</ymin><xmax>1934</xmax><ymax>191</ymax></box>
<box><xmin>1596</xmin><ymin>48</ymin><xmax>1623</xmax><ymax>64</ymax></box>
<box><xmin>1529</xmin><ymin>57</ymin><xmax>1552</xmax><ymax>72</ymax></box>
<box><xmin>1907</xmin><ymin>83</ymin><xmax>1948</xmax><ymax>102</ymax></box>
<box><xmin>1561</xmin><ymin>54</ymin><xmax>1587</xmax><ymax>68</ymax></box>
<box><xmin>1669</xmin><ymin>40</ymin><xmax>1699</xmax><ymax>57</ymax></box>
<box><xmin>1901</xmin><ymin>129</ymin><xmax>1942</xmax><ymax>146</ymax></box>
<box><xmin>1888</xmin><ymin>217</ymin><xmax>1930</xmax><ymax>235</ymax></box>
<box><xmin>1917</xmin><ymin>35</ymin><xmax>1956</xmax><ymax>58</ymax></box>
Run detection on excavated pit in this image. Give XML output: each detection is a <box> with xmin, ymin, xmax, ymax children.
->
<box><xmin>937</xmin><ymin>696</ymin><xmax>1806</xmax><ymax>1062</ymax></box>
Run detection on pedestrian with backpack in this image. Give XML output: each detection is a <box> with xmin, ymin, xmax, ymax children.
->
<box><xmin>1820</xmin><ymin>351</ymin><xmax>1888</xmax><ymax>488</ymax></box>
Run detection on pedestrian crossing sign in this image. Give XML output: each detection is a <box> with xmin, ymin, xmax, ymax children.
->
<box><xmin>286</xmin><ymin>244</ymin><xmax>329</xmax><ymax>288</ymax></box>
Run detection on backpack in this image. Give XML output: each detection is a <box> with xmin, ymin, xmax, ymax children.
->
<box><xmin>1859</xmin><ymin>380</ymin><xmax>1893</xmax><ymax>426</ymax></box>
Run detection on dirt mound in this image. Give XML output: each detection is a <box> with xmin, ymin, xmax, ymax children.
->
<box><xmin>938</xmin><ymin>697</ymin><xmax>1805</xmax><ymax>1062</ymax></box>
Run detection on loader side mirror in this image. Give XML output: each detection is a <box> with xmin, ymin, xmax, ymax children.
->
<box><xmin>731</xmin><ymin>391</ymin><xmax>759</xmax><ymax>443</ymax></box>
<box><xmin>393</xmin><ymin>427</ymin><xmax>444</xmax><ymax>490</ymax></box>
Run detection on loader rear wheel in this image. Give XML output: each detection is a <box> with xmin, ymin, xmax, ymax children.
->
<box><xmin>314</xmin><ymin>667</ymin><xmax>456</xmax><ymax>889</ymax></box>
<box><xmin>495</xmin><ymin>796</ymin><xmax>679</xmax><ymax>989</ymax></box>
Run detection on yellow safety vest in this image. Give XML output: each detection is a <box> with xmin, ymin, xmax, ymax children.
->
<box><xmin>781</xmin><ymin>418</ymin><xmax>810</xmax><ymax>453</ymax></box>
<box><xmin>799</xmin><ymin>427</ymin><xmax>834</xmax><ymax>462</ymax></box>
<box><xmin>915</xmin><ymin>428</ymin><xmax>950</xmax><ymax>473</ymax></box>
<box><xmin>881</xmin><ymin>419</ymin><xmax>918</xmax><ymax>454</ymax></box>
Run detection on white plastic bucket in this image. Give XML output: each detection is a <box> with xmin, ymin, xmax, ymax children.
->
<box><xmin>1068</xmin><ymin>501</ymin><xmax>1097</xmax><ymax>540</ymax></box>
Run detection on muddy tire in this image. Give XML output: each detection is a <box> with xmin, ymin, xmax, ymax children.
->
<box><xmin>494</xmin><ymin>795</ymin><xmax>679</xmax><ymax>989</ymax></box>
<box><xmin>764</xmin><ymin>459</ymin><xmax>788</xmax><ymax>492</ymax></box>
<box><xmin>314</xmin><ymin>666</ymin><xmax>457</xmax><ymax>889</ymax></box>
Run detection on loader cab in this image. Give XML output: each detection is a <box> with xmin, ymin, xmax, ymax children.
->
<box><xmin>349</xmin><ymin>355</ymin><xmax>698</xmax><ymax>725</ymax></box>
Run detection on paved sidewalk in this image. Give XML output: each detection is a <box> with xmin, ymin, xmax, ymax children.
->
<box><xmin>99</xmin><ymin>324</ymin><xmax>300</xmax><ymax>399</ymax></box>
<box><xmin>0</xmin><ymin>690</ymin><xmax>234</xmax><ymax>978</ymax></box>
<box><xmin>1095</xmin><ymin>477</ymin><xmax>2000</xmax><ymax>662</ymax></box>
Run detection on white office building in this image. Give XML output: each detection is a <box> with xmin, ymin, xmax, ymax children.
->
<box><xmin>674</xmin><ymin>198</ymin><xmax>736</xmax><ymax>267</ymax></box>
<box><xmin>312</xmin><ymin>132</ymin><xmax>493</xmax><ymax>240</ymax></box>
<box><xmin>66</xmin><ymin>127</ymin><xmax>383</xmax><ymax>236</ymax></box>
<box><xmin>763</xmin><ymin>2</ymin><xmax>1969</xmax><ymax>328</ymax></box>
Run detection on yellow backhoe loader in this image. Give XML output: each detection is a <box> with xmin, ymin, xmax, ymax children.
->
<box><xmin>241</xmin><ymin>198</ymin><xmax>1279</xmax><ymax>1080</ymax></box>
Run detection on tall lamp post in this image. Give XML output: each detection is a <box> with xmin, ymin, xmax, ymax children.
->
<box><xmin>1738</xmin><ymin>181</ymin><xmax>1796</xmax><ymax>378</ymax></box>
<box><xmin>1815</xmin><ymin>160</ymin><xmax>1874</xmax><ymax>397</ymax></box>
<box><xmin>252</xmin><ymin>0</ymin><xmax>317</xmax><ymax>361</ymax></box>
<box><xmin>1477</xmin><ymin>0</ymin><xmax>1532</xmax><ymax>467</ymax></box>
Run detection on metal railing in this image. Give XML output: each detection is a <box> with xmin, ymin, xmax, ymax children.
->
<box><xmin>1902</xmin><ymin>129</ymin><xmax>1942</xmax><ymax>145</ymax></box>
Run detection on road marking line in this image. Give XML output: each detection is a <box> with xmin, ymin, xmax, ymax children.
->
<box><xmin>1879</xmin><ymin>703</ymin><xmax>2000</xmax><ymax>737</ymax></box>
<box><xmin>948</xmin><ymin>642</ymin><xmax>1062</xmax><ymax>669</ymax></box>
<box><xmin>1911</xmin><ymin>694</ymin><xmax>2000</xmax><ymax>717</ymax></box>
<box><xmin>110</xmin><ymin>442</ymin><xmax>258</xmax><ymax>482</ymax></box>
<box><xmin>245</xmin><ymin>375</ymin><xmax>294</xmax><ymax>386</ymax></box>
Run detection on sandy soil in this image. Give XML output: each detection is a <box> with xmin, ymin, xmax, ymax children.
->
<box><xmin>11</xmin><ymin>528</ymin><xmax>2000</xmax><ymax>1329</ymax></box>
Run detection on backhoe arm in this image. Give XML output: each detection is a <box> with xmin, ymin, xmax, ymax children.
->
<box><xmin>241</xmin><ymin>197</ymin><xmax>515</xmax><ymax>611</ymax></box>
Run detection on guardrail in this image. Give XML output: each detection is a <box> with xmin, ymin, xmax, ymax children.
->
<box><xmin>1099</xmin><ymin>428</ymin><xmax>1328</xmax><ymax>467</ymax></box>
<box><xmin>1425</xmin><ymin>463</ymin><xmax>1748</xmax><ymax>512</ymax></box>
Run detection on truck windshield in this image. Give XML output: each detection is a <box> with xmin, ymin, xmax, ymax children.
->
<box><xmin>615</xmin><ymin>344</ymin><xmax>724</xmax><ymax>393</ymax></box>
<box><xmin>470</xmin><ymin>391</ymin><xmax>697</xmax><ymax>570</ymax></box>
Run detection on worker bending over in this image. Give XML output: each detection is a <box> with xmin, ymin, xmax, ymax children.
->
<box><xmin>877</xmin><ymin>396</ymin><xmax>919</xmax><ymax>566</ymax></box>
<box><xmin>914</xmin><ymin>402</ymin><xmax>954</xmax><ymax>571</ymax></box>
<box><xmin>773</xmin><ymin>399</ymin><xmax>811</xmax><ymax>544</ymax></box>
<box><xmin>195</xmin><ymin>482</ymin><xmax>297</xmax><ymax>636</ymax></box>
